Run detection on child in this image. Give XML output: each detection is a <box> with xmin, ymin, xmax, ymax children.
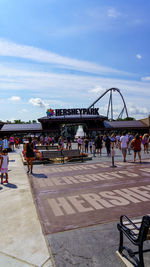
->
<box><xmin>0</xmin><ymin>149</ymin><xmax>9</xmax><ymax>184</ymax></box>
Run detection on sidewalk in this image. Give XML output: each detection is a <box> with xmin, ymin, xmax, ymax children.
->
<box><xmin>1</xmin><ymin>149</ymin><xmax>150</xmax><ymax>267</ymax></box>
<box><xmin>0</xmin><ymin>153</ymin><xmax>54</xmax><ymax>267</ymax></box>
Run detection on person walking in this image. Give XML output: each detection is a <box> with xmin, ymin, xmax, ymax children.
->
<box><xmin>120</xmin><ymin>132</ymin><xmax>128</xmax><ymax>162</ymax></box>
<box><xmin>0</xmin><ymin>149</ymin><xmax>9</xmax><ymax>184</ymax></box>
<box><xmin>95</xmin><ymin>135</ymin><xmax>103</xmax><ymax>156</ymax></box>
<box><xmin>89</xmin><ymin>139</ymin><xmax>93</xmax><ymax>154</ymax></box>
<box><xmin>131</xmin><ymin>133</ymin><xmax>142</xmax><ymax>163</ymax></box>
<box><xmin>110</xmin><ymin>133</ymin><xmax>116</xmax><ymax>148</ymax></box>
<box><xmin>77</xmin><ymin>136</ymin><xmax>82</xmax><ymax>151</ymax></box>
<box><xmin>142</xmin><ymin>133</ymin><xmax>149</xmax><ymax>154</ymax></box>
<box><xmin>0</xmin><ymin>138</ymin><xmax>3</xmax><ymax>152</ymax></box>
<box><xmin>105</xmin><ymin>135</ymin><xmax>111</xmax><ymax>156</ymax></box>
<box><xmin>128</xmin><ymin>133</ymin><xmax>134</xmax><ymax>155</ymax></box>
<box><xmin>25</xmin><ymin>137</ymin><xmax>35</xmax><ymax>174</ymax></box>
<box><xmin>116</xmin><ymin>134</ymin><xmax>120</xmax><ymax>148</ymax></box>
<box><xmin>84</xmin><ymin>137</ymin><xmax>89</xmax><ymax>153</ymax></box>
<box><xmin>58</xmin><ymin>136</ymin><xmax>64</xmax><ymax>150</ymax></box>
<box><xmin>2</xmin><ymin>136</ymin><xmax>9</xmax><ymax>151</ymax></box>
<box><xmin>9</xmin><ymin>136</ymin><xmax>15</xmax><ymax>151</ymax></box>
<box><xmin>66</xmin><ymin>136</ymin><xmax>72</xmax><ymax>150</ymax></box>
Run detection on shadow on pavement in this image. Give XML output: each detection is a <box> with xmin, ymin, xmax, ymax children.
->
<box><xmin>4</xmin><ymin>183</ymin><xmax>17</xmax><ymax>189</ymax></box>
<box><xmin>32</xmin><ymin>173</ymin><xmax>48</xmax><ymax>178</ymax></box>
<box><xmin>133</xmin><ymin>161</ymin><xmax>150</xmax><ymax>164</ymax></box>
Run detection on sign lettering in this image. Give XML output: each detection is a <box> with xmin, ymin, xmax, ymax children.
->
<box><xmin>47</xmin><ymin>108</ymin><xmax>99</xmax><ymax>117</ymax></box>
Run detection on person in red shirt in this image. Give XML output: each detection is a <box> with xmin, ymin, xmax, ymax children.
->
<box><xmin>131</xmin><ymin>133</ymin><xmax>142</xmax><ymax>163</ymax></box>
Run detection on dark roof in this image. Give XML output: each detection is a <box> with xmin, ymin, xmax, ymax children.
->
<box><xmin>1</xmin><ymin>123</ymin><xmax>42</xmax><ymax>132</ymax></box>
<box><xmin>0</xmin><ymin>119</ymin><xmax>148</xmax><ymax>134</ymax></box>
<box><xmin>38</xmin><ymin>114</ymin><xmax>107</xmax><ymax>122</ymax></box>
<box><xmin>104</xmin><ymin>120</ymin><xmax>148</xmax><ymax>129</ymax></box>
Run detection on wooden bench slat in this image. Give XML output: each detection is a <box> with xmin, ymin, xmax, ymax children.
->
<box><xmin>123</xmin><ymin>219</ymin><xmax>142</xmax><ymax>225</ymax></box>
<box><xmin>123</xmin><ymin>214</ymin><xmax>150</xmax><ymax>226</ymax></box>
<box><xmin>123</xmin><ymin>220</ymin><xmax>150</xmax><ymax>237</ymax></box>
<box><xmin>62</xmin><ymin>149</ymin><xmax>81</xmax><ymax>157</ymax></box>
<box><xmin>42</xmin><ymin>151</ymin><xmax>62</xmax><ymax>159</ymax></box>
<box><xmin>41</xmin><ymin>149</ymin><xmax>83</xmax><ymax>163</ymax></box>
<box><xmin>123</xmin><ymin>223</ymin><xmax>141</xmax><ymax>228</ymax></box>
<box><xmin>36</xmin><ymin>145</ymin><xmax>58</xmax><ymax>150</ymax></box>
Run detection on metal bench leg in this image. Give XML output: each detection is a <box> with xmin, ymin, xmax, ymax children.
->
<box><xmin>118</xmin><ymin>230</ymin><xmax>124</xmax><ymax>254</ymax></box>
<box><xmin>138</xmin><ymin>244</ymin><xmax>144</xmax><ymax>267</ymax></box>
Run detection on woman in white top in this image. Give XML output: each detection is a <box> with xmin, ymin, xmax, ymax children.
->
<box><xmin>0</xmin><ymin>149</ymin><xmax>9</xmax><ymax>184</ymax></box>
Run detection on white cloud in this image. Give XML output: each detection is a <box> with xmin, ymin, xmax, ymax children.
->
<box><xmin>98</xmin><ymin>103</ymin><xmax>149</xmax><ymax>119</ymax></box>
<box><xmin>9</xmin><ymin>96</ymin><xmax>21</xmax><ymax>101</ymax></box>
<box><xmin>89</xmin><ymin>86</ymin><xmax>104</xmax><ymax>94</ymax></box>
<box><xmin>0</xmin><ymin>41</ymin><xmax>149</xmax><ymax>121</ymax></box>
<box><xmin>136</xmin><ymin>54</ymin><xmax>142</xmax><ymax>59</ymax></box>
<box><xmin>127</xmin><ymin>105</ymin><xmax>149</xmax><ymax>117</ymax></box>
<box><xmin>107</xmin><ymin>8</ymin><xmax>120</xmax><ymax>18</ymax></box>
<box><xmin>141</xmin><ymin>76</ymin><xmax>150</xmax><ymax>81</ymax></box>
<box><xmin>29</xmin><ymin>98</ymin><xmax>48</xmax><ymax>108</ymax></box>
<box><xmin>0</xmin><ymin>62</ymin><xmax>149</xmax><ymax>104</ymax></box>
<box><xmin>28</xmin><ymin>97</ymin><xmax>68</xmax><ymax>110</ymax></box>
<box><xmin>21</xmin><ymin>109</ymin><xmax>28</xmax><ymax>112</ymax></box>
<box><xmin>0</xmin><ymin>63</ymin><xmax>139</xmax><ymax>95</ymax></box>
<box><xmin>99</xmin><ymin>104</ymin><xmax>128</xmax><ymax>119</ymax></box>
<box><xmin>0</xmin><ymin>39</ymin><xmax>131</xmax><ymax>76</ymax></box>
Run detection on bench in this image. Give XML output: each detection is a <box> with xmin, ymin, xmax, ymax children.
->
<box><xmin>61</xmin><ymin>149</ymin><xmax>83</xmax><ymax>163</ymax></box>
<box><xmin>117</xmin><ymin>214</ymin><xmax>150</xmax><ymax>267</ymax></box>
<box><xmin>41</xmin><ymin>150</ymin><xmax>62</xmax><ymax>162</ymax></box>
<box><xmin>36</xmin><ymin>145</ymin><xmax>58</xmax><ymax>150</ymax></box>
<box><xmin>41</xmin><ymin>149</ymin><xmax>84</xmax><ymax>163</ymax></box>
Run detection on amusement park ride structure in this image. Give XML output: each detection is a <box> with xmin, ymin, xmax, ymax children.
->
<box><xmin>88</xmin><ymin>88</ymin><xmax>129</xmax><ymax>121</ymax></box>
<box><xmin>0</xmin><ymin>87</ymin><xmax>148</xmax><ymax>136</ymax></box>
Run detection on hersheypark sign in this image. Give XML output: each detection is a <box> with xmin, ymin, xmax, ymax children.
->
<box><xmin>46</xmin><ymin>108</ymin><xmax>99</xmax><ymax>117</ymax></box>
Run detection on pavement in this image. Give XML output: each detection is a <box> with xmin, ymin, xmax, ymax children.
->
<box><xmin>0</xmin><ymin>146</ymin><xmax>150</xmax><ymax>267</ymax></box>
<box><xmin>0</xmin><ymin>152</ymin><xmax>54</xmax><ymax>267</ymax></box>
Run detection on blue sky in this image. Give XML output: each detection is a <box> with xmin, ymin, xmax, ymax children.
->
<box><xmin>0</xmin><ymin>0</ymin><xmax>150</xmax><ymax>121</ymax></box>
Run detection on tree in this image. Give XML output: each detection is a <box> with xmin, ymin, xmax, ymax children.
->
<box><xmin>13</xmin><ymin>119</ymin><xmax>25</xmax><ymax>124</ymax></box>
<box><xmin>116</xmin><ymin>117</ymin><xmax>135</xmax><ymax>121</ymax></box>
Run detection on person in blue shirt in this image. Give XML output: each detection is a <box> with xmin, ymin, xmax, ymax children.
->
<box><xmin>2</xmin><ymin>137</ymin><xmax>9</xmax><ymax>151</ymax></box>
<box><xmin>0</xmin><ymin>138</ymin><xmax>3</xmax><ymax>151</ymax></box>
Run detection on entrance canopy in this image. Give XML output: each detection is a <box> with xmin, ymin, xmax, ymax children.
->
<box><xmin>38</xmin><ymin>111</ymin><xmax>107</xmax><ymax>133</ymax></box>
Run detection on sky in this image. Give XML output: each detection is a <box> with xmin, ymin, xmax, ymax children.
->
<box><xmin>0</xmin><ymin>0</ymin><xmax>150</xmax><ymax>122</ymax></box>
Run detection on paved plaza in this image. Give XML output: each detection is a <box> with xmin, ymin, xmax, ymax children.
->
<box><xmin>30</xmin><ymin>160</ymin><xmax>150</xmax><ymax>234</ymax></box>
<box><xmin>0</xmin><ymin>147</ymin><xmax>150</xmax><ymax>266</ymax></box>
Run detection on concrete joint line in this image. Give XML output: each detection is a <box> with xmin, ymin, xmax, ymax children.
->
<box><xmin>0</xmin><ymin>251</ymin><xmax>37</xmax><ymax>266</ymax></box>
<box><xmin>41</xmin><ymin>257</ymin><xmax>55</xmax><ymax>267</ymax></box>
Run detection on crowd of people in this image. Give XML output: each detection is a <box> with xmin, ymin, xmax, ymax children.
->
<box><xmin>0</xmin><ymin>136</ymin><xmax>21</xmax><ymax>152</ymax></box>
<box><xmin>0</xmin><ymin>132</ymin><xmax>149</xmax><ymax>180</ymax></box>
<box><xmin>75</xmin><ymin>132</ymin><xmax>149</xmax><ymax>163</ymax></box>
<box><xmin>36</xmin><ymin>132</ymin><xmax>149</xmax><ymax>164</ymax></box>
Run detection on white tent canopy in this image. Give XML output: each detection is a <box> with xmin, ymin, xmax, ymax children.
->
<box><xmin>75</xmin><ymin>125</ymin><xmax>85</xmax><ymax>138</ymax></box>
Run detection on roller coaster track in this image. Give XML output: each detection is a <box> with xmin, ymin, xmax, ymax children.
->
<box><xmin>88</xmin><ymin>87</ymin><xmax>129</xmax><ymax>120</ymax></box>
